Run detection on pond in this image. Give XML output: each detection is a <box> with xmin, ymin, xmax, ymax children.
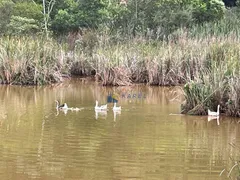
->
<box><xmin>0</xmin><ymin>78</ymin><xmax>240</xmax><ymax>180</ymax></box>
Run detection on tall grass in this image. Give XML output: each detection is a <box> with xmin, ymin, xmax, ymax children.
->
<box><xmin>2</xmin><ymin>13</ymin><xmax>240</xmax><ymax>116</ymax></box>
<box><xmin>0</xmin><ymin>27</ymin><xmax>238</xmax><ymax>87</ymax></box>
<box><xmin>181</xmin><ymin>42</ymin><xmax>240</xmax><ymax>117</ymax></box>
<box><xmin>81</xmin><ymin>31</ymin><xmax>238</xmax><ymax>87</ymax></box>
<box><xmin>1</xmin><ymin>13</ymin><xmax>240</xmax><ymax>87</ymax></box>
<box><xmin>0</xmin><ymin>36</ymin><xmax>70</xmax><ymax>85</ymax></box>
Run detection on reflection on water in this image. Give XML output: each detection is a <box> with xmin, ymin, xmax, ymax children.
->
<box><xmin>208</xmin><ymin>116</ymin><xmax>220</xmax><ymax>126</ymax></box>
<box><xmin>95</xmin><ymin>110</ymin><xmax>107</xmax><ymax>120</ymax></box>
<box><xmin>113</xmin><ymin>110</ymin><xmax>121</xmax><ymax>122</ymax></box>
<box><xmin>55</xmin><ymin>107</ymin><xmax>84</xmax><ymax>116</ymax></box>
<box><xmin>0</xmin><ymin>78</ymin><xmax>240</xmax><ymax>180</ymax></box>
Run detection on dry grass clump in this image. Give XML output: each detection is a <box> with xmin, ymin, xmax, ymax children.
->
<box><xmin>99</xmin><ymin>67</ymin><xmax>132</xmax><ymax>86</ymax></box>
<box><xmin>0</xmin><ymin>36</ymin><xmax>68</xmax><ymax>85</ymax></box>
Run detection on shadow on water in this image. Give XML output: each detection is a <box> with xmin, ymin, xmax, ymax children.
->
<box><xmin>0</xmin><ymin>78</ymin><xmax>239</xmax><ymax>179</ymax></box>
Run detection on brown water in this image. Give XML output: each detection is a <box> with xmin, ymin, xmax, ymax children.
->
<box><xmin>0</xmin><ymin>78</ymin><xmax>240</xmax><ymax>180</ymax></box>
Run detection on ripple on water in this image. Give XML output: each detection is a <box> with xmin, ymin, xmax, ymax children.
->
<box><xmin>0</xmin><ymin>84</ymin><xmax>239</xmax><ymax>180</ymax></box>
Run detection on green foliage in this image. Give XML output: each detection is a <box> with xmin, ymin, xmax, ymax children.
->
<box><xmin>193</xmin><ymin>0</ymin><xmax>225</xmax><ymax>23</ymax></box>
<box><xmin>51</xmin><ymin>0</ymin><xmax>106</xmax><ymax>34</ymax></box>
<box><xmin>0</xmin><ymin>0</ymin><xmax>42</xmax><ymax>35</ymax></box>
<box><xmin>12</xmin><ymin>2</ymin><xmax>42</xmax><ymax>22</ymax></box>
<box><xmin>105</xmin><ymin>0</ymin><xmax>160</xmax><ymax>36</ymax></box>
<box><xmin>98</xmin><ymin>0</ymin><xmax>129</xmax><ymax>31</ymax></box>
<box><xmin>7</xmin><ymin>16</ymin><xmax>40</xmax><ymax>35</ymax></box>
<box><xmin>98</xmin><ymin>0</ymin><xmax>226</xmax><ymax>38</ymax></box>
<box><xmin>125</xmin><ymin>0</ymin><xmax>159</xmax><ymax>35</ymax></box>
<box><xmin>51</xmin><ymin>9</ymin><xmax>71</xmax><ymax>33</ymax></box>
<box><xmin>0</xmin><ymin>0</ymin><xmax>228</xmax><ymax>36</ymax></box>
<box><xmin>152</xmin><ymin>0</ymin><xmax>226</xmax><ymax>38</ymax></box>
<box><xmin>0</xmin><ymin>0</ymin><xmax>14</xmax><ymax>34</ymax></box>
<box><xmin>154</xmin><ymin>1</ymin><xmax>194</xmax><ymax>38</ymax></box>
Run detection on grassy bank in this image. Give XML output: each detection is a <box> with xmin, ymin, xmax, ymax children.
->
<box><xmin>1</xmin><ymin>24</ymin><xmax>239</xmax><ymax>87</ymax></box>
<box><xmin>1</xmin><ymin>18</ymin><xmax>240</xmax><ymax>116</ymax></box>
<box><xmin>67</xmin><ymin>29</ymin><xmax>240</xmax><ymax>117</ymax></box>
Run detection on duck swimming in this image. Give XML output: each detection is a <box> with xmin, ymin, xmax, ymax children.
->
<box><xmin>208</xmin><ymin>105</ymin><xmax>220</xmax><ymax>116</ymax></box>
<box><xmin>95</xmin><ymin>100</ymin><xmax>107</xmax><ymax>110</ymax></box>
<box><xmin>55</xmin><ymin>100</ymin><xmax>68</xmax><ymax>110</ymax></box>
<box><xmin>113</xmin><ymin>102</ymin><xmax>121</xmax><ymax>111</ymax></box>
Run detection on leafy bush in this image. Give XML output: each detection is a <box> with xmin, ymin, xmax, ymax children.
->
<box><xmin>7</xmin><ymin>16</ymin><xmax>40</xmax><ymax>35</ymax></box>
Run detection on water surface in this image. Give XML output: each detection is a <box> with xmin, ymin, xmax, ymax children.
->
<box><xmin>0</xmin><ymin>78</ymin><xmax>240</xmax><ymax>180</ymax></box>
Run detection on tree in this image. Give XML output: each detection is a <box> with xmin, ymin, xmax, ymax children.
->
<box><xmin>152</xmin><ymin>0</ymin><xmax>226</xmax><ymax>37</ymax></box>
<box><xmin>193</xmin><ymin>0</ymin><xmax>226</xmax><ymax>23</ymax></box>
<box><xmin>0</xmin><ymin>0</ymin><xmax>14</xmax><ymax>34</ymax></box>
<box><xmin>42</xmin><ymin>0</ymin><xmax>55</xmax><ymax>38</ymax></box>
<box><xmin>154</xmin><ymin>1</ymin><xmax>194</xmax><ymax>37</ymax></box>
<box><xmin>99</xmin><ymin>0</ymin><xmax>225</xmax><ymax>37</ymax></box>
<box><xmin>7</xmin><ymin>15</ymin><xmax>39</xmax><ymax>35</ymax></box>
<box><xmin>51</xmin><ymin>0</ymin><xmax>106</xmax><ymax>34</ymax></box>
<box><xmin>12</xmin><ymin>1</ymin><xmax>42</xmax><ymax>22</ymax></box>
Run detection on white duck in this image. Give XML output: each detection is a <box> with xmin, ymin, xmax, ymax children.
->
<box><xmin>55</xmin><ymin>100</ymin><xmax>68</xmax><ymax>110</ymax></box>
<box><xmin>95</xmin><ymin>101</ymin><xmax>107</xmax><ymax>110</ymax></box>
<box><xmin>208</xmin><ymin>105</ymin><xmax>220</xmax><ymax>116</ymax></box>
<box><xmin>113</xmin><ymin>102</ymin><xmax>121</xmax><ymax>111</ymax></box>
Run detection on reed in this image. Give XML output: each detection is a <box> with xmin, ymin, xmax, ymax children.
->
<box><xmin>83</xmin><ymin>32</ymin><xmax>220</xmax><ymax>86</ymax></box>
<box><xmin>181</xmin><ymin>42</ymin><xmax>240</xmax><ymax>117</ymax></box>
<box><xmin>1</xmin><ymin>19</ymin><xmax>238</xmax><ymax>87</ymax></box>
<box><xmin>0</xmin><ymin>36</ymin><xmax>69</xmax><ymax>85</ymax></box>
<box><xmin>68</xmin><ymin>27</ymin><xmax>240</xmax><ymax>92</ymax></box>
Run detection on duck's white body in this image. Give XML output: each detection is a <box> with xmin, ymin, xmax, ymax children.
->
<box><xmin>113</xmin><ymin>102</ymin><xmax>121</xmax><ymax>111</ymax></box>
<box><xmin>208</xmin><ymin>105</ymin><xmax>220</xmax><ymax>116</ymax></box>
<box><xmin>55</xmin><ymin>100</ymin><xmax>68</xmax><ymax>110</ymax></box>
<box><xmin>95</xmin><ymin>101</ymin><xmax>107</xmax><ymax>110</ymax></box>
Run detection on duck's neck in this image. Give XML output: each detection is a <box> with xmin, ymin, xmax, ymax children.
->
<box><xmin>217</xmin><ymin>105</ymin><xmax>220</xmax><ymax>114</ymax></box>
<box><xmin>56</xmin><ymin>101</ymin><xmax>59</xmax><ymax>108</ymax></box>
